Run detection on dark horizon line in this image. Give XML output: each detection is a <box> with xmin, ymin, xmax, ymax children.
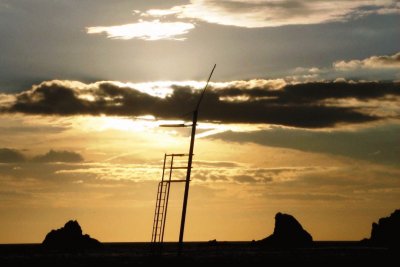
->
<box><xmin>0</xmin><ymin>240</ymin><xmax>366</xmax><ymax>245</ymax></box>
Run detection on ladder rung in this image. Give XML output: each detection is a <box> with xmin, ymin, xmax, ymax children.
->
<box><xmin>152</xmin><ymin>152</ymin><xmax>194</xmax><ymax>244</ymax></box>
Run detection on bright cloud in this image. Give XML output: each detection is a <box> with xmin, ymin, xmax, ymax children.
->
<box><xmin>0</xmin><ymin>93</ymin><xmax>16</xmax><ymax>108</ymax></box>
<box><xmin>86</xmin><ymin>1</ymin><xmax>399</xmax><ymax>42</ymax></box>
<box><xmin>334</xmin><ymin>52</ymin><xmax>400</xmax><ymax>71</ymax></box>
<box><xmin>288</xmin><ymin>52</ymin><xmax>400</xmax><ymax>82</ymax></box>
<box><xmin>142</xmin><ymin>0</ymin><xmax>400</xmax><ymax>28</ymax></box>
<box><xmin>86</xmin><ymin>20</ymin><xmax>195</xmax><ymax>41</ymax></box>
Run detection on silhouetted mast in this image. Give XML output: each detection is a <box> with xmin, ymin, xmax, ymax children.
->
<box><xmin>151</xmin><ymin>64</ymin><xmax>216</xmax><ymax>252</ymax></box>
<box><xmin>179</xmin><ymin>64</ymin><xmax>216</xmax><ymax>249</ymax></box>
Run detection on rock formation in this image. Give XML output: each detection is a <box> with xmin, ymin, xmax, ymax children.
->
<box><xmin>366</xmin><ymin>209</ymin><xmax>400</xmax><ymax>247</ymax></box>
<box><xmin>260</xmin><ymin>212</ymin><xmax>313</xmax><ymax>247</ymax></box>
<box><xmin>42</xmin><ymin>220</ymin><xmax>101</xmax><ymax>250</ymax></box>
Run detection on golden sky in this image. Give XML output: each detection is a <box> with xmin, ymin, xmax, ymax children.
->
<box><xmin>0</xmin><ymin>0</ymin><xmax>399</xmax><ymax>243</ymax></box>
<box><xmin>0</xmin><ymin>112</ymin><xmax>399</xmax><ymax>243</ymax></box>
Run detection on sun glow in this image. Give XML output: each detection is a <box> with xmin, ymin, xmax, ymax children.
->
<box><xmin>97</xmin><ymin>117</ymin><xmax>158</xmax><ymax>132</ymax></box>
<box><xmin>88</xmin><ymin>116</ymin><xmax>268</xmax><ymax>136</ymax></box>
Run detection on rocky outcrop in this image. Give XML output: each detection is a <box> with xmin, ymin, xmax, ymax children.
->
<box><xmin>260</xmin><ymin>212</ymin><xmax>313</xmax><ymax>247</ymax></box>
<box><xmin>42</xmin><ymin>220</ymin><xmax>101</xmax><ymax>250</ymax></box>
<box><xmin>365</xmin><ymin>209</ymin><xmax>400</xmax><ymax>247</ymax></box>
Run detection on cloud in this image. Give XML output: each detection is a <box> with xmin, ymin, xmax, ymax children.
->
<box><xmin>0</xmin><ymin>148</ymin><xmax>26</xmax><ymax>163</ymax></box>
<box><xmin>55</xmin><ymin>162</ymin><xmax>161</xmax><ymax>182</ymax></box>
<box><xmin>212</xmin><ymin>124</ymin><xmax>400</xmax><ymax>166</ymax></box>
<box><xmin>86</xmin><ymin>20</ymin><xmax>195</xmax><ymax>41</ymax></box>
<box><xmin>265</xmin><ymin>192</ymin><xmax>349</xmax><ymax>201</ymax></box>
<box><xmin>192</xmin><ymin>166</ymin><xmax>323</xmax><ymax>184</ymax></box>
<box><xmin>334</xmin><ymin>52</ymin><xmax>400</xmax><ymax>70</ymax></box>
<box><xmin>289</xmin><ymin>52</ymin><xmax>400</xmax><ymax>82</ymax></box>
<box><xmin>0</xmin><ymin>93</ymin><xmax>16</xmax><ymax>108</ymax></box>
<box><xmin>141</xmin><ymin>0</ymin><xmax>400</xmax><ymax>28</ymax></box>
<box><xmin>86</xmin><ymin>1</ymin><xmax>399</xmax><ymax>42</ymax></box>
<box><xmin>32</xmin><ymin>150</ymin><xmax>83</xmax><ymax>163</ymax></box>
<box><xmin>232</xmin><ymin>175</ymin><xmax>257</xmax><ymax>184</ymax></box>
<box><xmin>196</xmin><ymin>160</ymin><xmax>241</xmax><ymax>168</ymax></box>
<box><xmin>2</xmin><ymin>79</ymin><xmax>400</xmax><ymax>128</ymax></box>
<box><xmin>0</xmin><ymin>148</ymin><xmax>83</xmax><ymax>163</ymax></box>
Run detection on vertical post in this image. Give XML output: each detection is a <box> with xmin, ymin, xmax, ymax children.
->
<box><xmin>178</xmin><ymin>109</ymin><xmax>198</xmax><ymax>252</ymax></box>
<box><xmin>176</xmin><ymin>64</ymin><xmax>215</xmax><ymax>253</ymax></box>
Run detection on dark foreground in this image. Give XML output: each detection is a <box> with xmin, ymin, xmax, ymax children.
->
<box><xmin>0</xmin><ymin>242</ymin><xmax>395</xmax><ymax>266</ymax></box>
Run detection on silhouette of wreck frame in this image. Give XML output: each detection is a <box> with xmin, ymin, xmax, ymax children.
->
<box><xmin>151</xmin><ymin>64</ymin><xmax>216</xmax><ymax>252</ymax></box>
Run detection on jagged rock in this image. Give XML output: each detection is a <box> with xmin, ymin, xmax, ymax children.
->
<box><xmin>42</xmin><ymin>220</ymin><xmax>101</xmax><ymax>250</ymax></box>
<box><xmin>259</xmin><ymin>212</ymin><xmax>313</xmax><ymax>247</ymax></box>
<box><xmin>366</xmin><ymin>209</ymin><xmax>400</xmax><ymax>247</ymax></box>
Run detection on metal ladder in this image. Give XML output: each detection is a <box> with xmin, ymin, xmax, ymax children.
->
<box><xmin>151</xmin><ymin>153</ymin><xmax>189</xmax><ymax>244</ymax></box>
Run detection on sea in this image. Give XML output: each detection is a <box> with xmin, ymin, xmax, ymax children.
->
<box><xmin>0</xmin><ymin>241</ymin><xmax>394</xmax><ymax>266</ymax></box>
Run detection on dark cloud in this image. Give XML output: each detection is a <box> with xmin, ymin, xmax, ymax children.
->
<box><xmin>271</xmin><ymin>81</ymin><xmax>399</xmax><ymax>101</ymax></box>
<box><xmin>2</xmin><ymin>80</ymin><xmax>400</xmax><ymax>128</ymax></box>
<box><xmin>212</xmin><ymin>124</ymin><xmax>400</xmax><ymax>167</ymax></box>
<box><xmin>0</xmin><ymin>148</ymin><xmax>83</xmax><ymax>163</ymax></box>
<box><xmin>32</xmin><ymin>150</ymin><xmax>84</xmax><ymax>163</ymax></box>
<box><xmin>0</xmin><ymin>148</ymin><xmax>26</xmax><ymax>163</ymax></box>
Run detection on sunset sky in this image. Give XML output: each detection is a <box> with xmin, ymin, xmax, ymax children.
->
<box><xmin>0</xmin><ymin>0</ymin><xmax>399</xmax><ymax>244</ymax></box>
